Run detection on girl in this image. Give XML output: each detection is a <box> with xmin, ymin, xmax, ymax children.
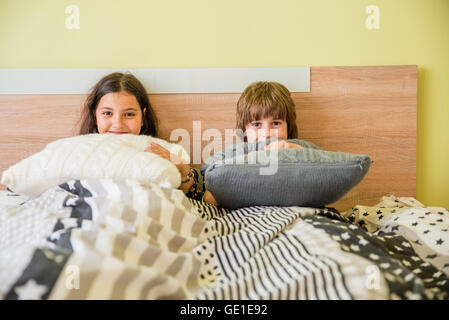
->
<box><xmin>78</xmin><ymin>72</ymin><xmax>204</xmax><ymax>199</ymax></box>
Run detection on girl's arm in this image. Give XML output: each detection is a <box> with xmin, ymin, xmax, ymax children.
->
<box><xmin>146</xmin><ymin>142</ymin><xmax>217</xmax><ymax>205</ymax></box>
<box><xmin>145</xmin><ymin>142</ymin><xmax>196</xmax><ymax>194</ymax></box>
<box><xmin>203</xmin><ymin>190</ymin><xmax>217</xmax><ymax>206</ymax></box>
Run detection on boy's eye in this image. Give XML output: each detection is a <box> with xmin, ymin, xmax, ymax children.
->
<box><xmin>251</xmin><ymin>122</ymin><xmax>261</xmax><ymax>127</ymax></box>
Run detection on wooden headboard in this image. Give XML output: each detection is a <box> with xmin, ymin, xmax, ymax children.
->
<box><xmin>0</xmin><ymin>65</ymin><xmax>417</xmax><ymax>211</ymax></box>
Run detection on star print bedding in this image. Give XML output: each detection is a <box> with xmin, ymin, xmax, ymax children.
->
<box><xmin>0</xmin><ymin>180</ymin><xmax>448</xmax><ymax>300</ymax></box>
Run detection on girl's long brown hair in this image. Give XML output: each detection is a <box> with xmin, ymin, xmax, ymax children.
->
<box><xmin>78</xmin><ymin>72</ymin><xmax>158</xmax><ymax>137</ymax></box>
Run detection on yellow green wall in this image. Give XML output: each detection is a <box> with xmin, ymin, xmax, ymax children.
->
<box><xmin>1</xmin><ymin>0</ymin><xmax>448</xmax><ymax>208</ymax></box>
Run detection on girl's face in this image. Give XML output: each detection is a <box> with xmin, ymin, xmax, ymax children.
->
<box><xmin>95</xmin><ymin>91</ymin><xmax>145</xmax><ymax>135</ymax></box>
<box><xmin>245</xmin><ymin>116</ymin><xmax>288</xmax><ymax>143</ymax></box>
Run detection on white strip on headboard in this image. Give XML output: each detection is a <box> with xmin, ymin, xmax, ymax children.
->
<box><xmin>0</xmin><ymin>67</ymin><xmax>310</xmax><ymax>94</ymax></box>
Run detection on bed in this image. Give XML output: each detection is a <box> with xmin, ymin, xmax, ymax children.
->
<box><xmin>1</xmin><ymin>65</ymin><xmax>448</xmax><ymax>300</ymax></box>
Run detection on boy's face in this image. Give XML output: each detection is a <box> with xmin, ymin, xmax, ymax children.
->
<box><xmin>95</xmin><ymin>91</ymin><xmax>144</xmax><ymax>135</ymax></box>
<box><xmin>245</xmin><ymin>116</ymin><xmax>288</xmax><ymax>143</ymax></box>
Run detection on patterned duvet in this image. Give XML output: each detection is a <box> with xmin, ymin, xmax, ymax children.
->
<box><xmin>0</xmin><ymin>179</ymin><xmax>448</xmax><ymax>300</ymax></box>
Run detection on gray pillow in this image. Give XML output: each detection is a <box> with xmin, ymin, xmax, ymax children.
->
<box><xmin>201</xmin><ymin>139</ymin><xmax>371</xmax><ymax>209</ymax></box>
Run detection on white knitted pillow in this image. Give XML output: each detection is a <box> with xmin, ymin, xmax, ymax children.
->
<box><xmin>1</xmin><ymin>134</ymin><xmax>190</xmax><ymax>197</ymax></box>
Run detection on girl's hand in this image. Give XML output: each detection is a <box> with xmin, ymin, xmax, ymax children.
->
<box><xmin>263</xmin><ymin>140</ymin><xmax>303</xmax><ymax>150</ymax></box>
<box><xmin>203</xmin><ymin>190</ymin><xmax>218</xmax><ymax>206</ymax></box>
<box><xmin>145</xmin><ymin>142</ymin><xmax>191</xmax><ymax>180</ymax></box>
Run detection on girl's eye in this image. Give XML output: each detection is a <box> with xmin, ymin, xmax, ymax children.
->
<box><xmin>125</xmin><ymin>113</ymin><xmax>136</xmax><ymax>117</ymax></box>
<box><xmin>272</xmin><ymin>121</ymin><xmax>283</xmax><ymax>126</ymax></box>
<box><xmin>102</xmin><ymin>111</ymin><xmax>112</xmax><ymax>116</ymax></box>
<box><xmin>251</xmin><ymin>122</ymin><xmax>261</xmax><ymax>128</ymax></box>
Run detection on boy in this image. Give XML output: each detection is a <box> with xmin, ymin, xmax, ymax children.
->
<box><xmin>202</xmin><ymin>81</ymin><xmax>303</xmax><ymax>205</ymax></box>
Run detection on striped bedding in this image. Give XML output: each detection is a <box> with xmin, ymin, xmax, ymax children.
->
<box><xmin>0</xmin><ymin>179</ymin><xmax>448</xmax><ymax>300</ymax></box>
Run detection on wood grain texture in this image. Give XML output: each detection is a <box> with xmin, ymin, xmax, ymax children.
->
<box><xmin>298</xmin><ymin>66</ymin><xmax>417</xmax><ymax>210</ymax></box>
<box><xmin>0</xmin><ymin>65</ymin><xmax>417</xmax><ymax>211</ymax></box>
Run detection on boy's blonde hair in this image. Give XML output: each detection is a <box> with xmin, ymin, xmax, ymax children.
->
<box><xmin>236</xmin><ymin>81</ymin><xmax>298</xmax><ymax>139</ymax></box>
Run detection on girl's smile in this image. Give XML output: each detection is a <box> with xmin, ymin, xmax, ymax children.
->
<box><xmin>95</xmin><ymin>91</ymin><xmax>145</xmax><ymax>135</ymax></box>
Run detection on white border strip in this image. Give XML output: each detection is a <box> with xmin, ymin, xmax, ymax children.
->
<box><xmin>0</xmin><ymin>67</ymin><xmax>309</xmax><ymax>94</ymax></box>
